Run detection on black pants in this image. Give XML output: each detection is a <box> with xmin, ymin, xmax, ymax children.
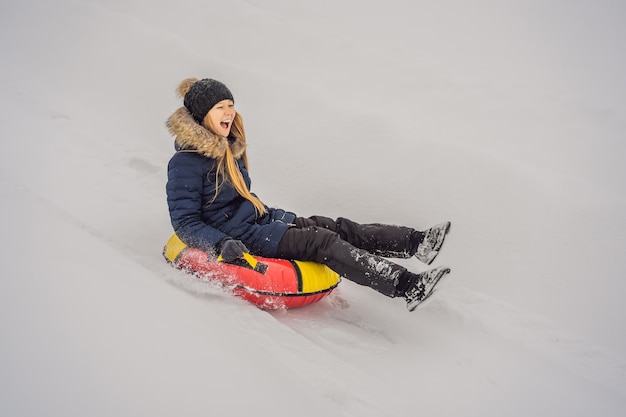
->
<box><xmin>275</xmin><ymin>216</ymin><xmax>423</xmax><ymax>297</ymax></box>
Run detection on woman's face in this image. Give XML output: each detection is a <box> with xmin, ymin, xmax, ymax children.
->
<box><xmin>204</xmin><ymin>99</ymin><xmax>236</xmax><ymax>136</ymax></box>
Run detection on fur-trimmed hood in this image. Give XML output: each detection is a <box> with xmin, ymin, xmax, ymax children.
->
<box><xmin>166</xmin><ymin>107</ymin><xmax>246</xmax><ymax>159</ymax></box>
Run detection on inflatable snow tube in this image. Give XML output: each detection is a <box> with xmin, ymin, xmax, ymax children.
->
<box><xmin>163</xmin><ymin>234</ymin><xmax>340</xmax><ymax>309</ymax></box>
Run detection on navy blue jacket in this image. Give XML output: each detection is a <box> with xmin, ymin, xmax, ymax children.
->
<box><xmin>166</xmin><ymin>107</ymin><xmax>295</xmax><ymax>257</ymax></box>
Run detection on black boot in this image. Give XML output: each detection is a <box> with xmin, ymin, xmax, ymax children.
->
<box><xmin>415</xmin><ymin>221</ymin><xmax>451</xmax><ymax>264</ymax></box>
<box><xmin>398</xmin><ymin>266</ymin><xmax>451</xmax><ymax>311</ymax></box>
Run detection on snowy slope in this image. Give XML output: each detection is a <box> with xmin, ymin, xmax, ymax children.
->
<box><xmin>1</xmin><ymin>0</ymin><xmax>625</xmax><ymax>416</ymax></box>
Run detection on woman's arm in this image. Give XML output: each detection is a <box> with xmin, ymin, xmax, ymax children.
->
<box><xmin>166</xmin><ymin>152</ymin><xmax>228</xmax><ymax>252</ymax></box>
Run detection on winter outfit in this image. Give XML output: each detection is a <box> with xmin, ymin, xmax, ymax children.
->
<box><xmin>166</xmin><ymin>78</ymin><xmax>451</xmax><ymax>309</ymax></box>
<box><xmin>166</xmin><ymin>106</ymin><xmax>293</xmax><ymax>257</ymax></box>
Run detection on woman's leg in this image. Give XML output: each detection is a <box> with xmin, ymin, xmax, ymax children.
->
<box><xmin>276</xmin><ymin>225</ymin><xmax>407</xmax><ymax>297</ymax></box>
<box><xmin>294</xmin><ymin>216</ymin><xmax>424</xmax><ymax>258</ymax></box>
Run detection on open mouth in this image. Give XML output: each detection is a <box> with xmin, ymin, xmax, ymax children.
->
<box><xmin>220</xmin><ymin>119</ymin><xmax>231</xmax><ymax>130</ymax></box>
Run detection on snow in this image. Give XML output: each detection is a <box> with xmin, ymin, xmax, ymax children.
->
<box><xmin>1</xmin><ymin>0</ymin><xmax>625</xmax><ymax>415</ymax></box>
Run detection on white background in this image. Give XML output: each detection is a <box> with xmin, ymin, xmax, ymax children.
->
<box><xmin>1</xmin><ymin>1</ymin><xmax>625</xmax><ymax>416</ymax></box>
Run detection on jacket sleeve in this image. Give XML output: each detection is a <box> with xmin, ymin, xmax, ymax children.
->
<box><xmin>166</xmin><ymin>153</ymin><xmax>229</xmax><ymax>252</ymax></box>
<box><xmin>268</xmin><ymin>207</ymin><xmax>297</xmax><ymax>225</ymax></box>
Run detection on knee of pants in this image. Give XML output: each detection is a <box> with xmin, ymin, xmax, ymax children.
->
<box><xmin>296</xmin><ymin>215</ymin><xmax>338</xmax><ymax>231</ymax></box>
<box><xmin>277</xmin><ymin>226</ymin><xmax>340</xmax><ymax>262</ymax></box>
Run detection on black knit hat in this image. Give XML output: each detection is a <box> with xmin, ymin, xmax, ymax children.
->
<box><xmin>178</xmin><ymin>78</ymin><xmax>234</xmax><ymax>123</ymax></box>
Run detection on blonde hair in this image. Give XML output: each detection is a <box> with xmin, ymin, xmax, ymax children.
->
<box><xmin>204</xmin><ymin>112</ymin><xmax>267</xmax><ymax>216</ymax></box>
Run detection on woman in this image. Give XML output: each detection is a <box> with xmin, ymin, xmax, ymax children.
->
<box><xmin>166</xmin><ymin>78</ymin><xmax>451</xmax><ymax>311</ymax></box>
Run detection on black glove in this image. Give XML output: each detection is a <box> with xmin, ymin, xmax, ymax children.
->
<box><xmin>218</xmin><ymin>239</ymin><xmax>249</xmax><ymax>262</ymax></box>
